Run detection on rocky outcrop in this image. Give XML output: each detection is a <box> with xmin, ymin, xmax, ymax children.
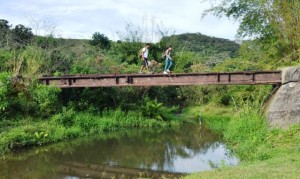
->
<box><xmin>267</xmin><ymin>67</ymin><xmax>300</xmax><ymax>128</ymax></box>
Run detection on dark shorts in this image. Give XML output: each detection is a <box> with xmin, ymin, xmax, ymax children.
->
<box><xmin>142</xmin><ymin>58</ymin><xmax>149</xmax><ymax>66</ymax></box>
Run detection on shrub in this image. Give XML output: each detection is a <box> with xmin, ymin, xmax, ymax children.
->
<box><xmin>0</xmin><ymin>72</ymin><xmax>10</xmax><ymax>114</ymax></box>
<box><xmin>30</xmin><ymin>83</ymin><xmax>61</xmax><ymax>117</ymax></box>
<box><xmin>140</xmin><ymin>97</ymin><xmax>178</xmax><ymax>121</ymax></box>
<box><xmin>51</xmin><ymin>107</ymin><xmax>76</xmax><ymax>127</ymax></box>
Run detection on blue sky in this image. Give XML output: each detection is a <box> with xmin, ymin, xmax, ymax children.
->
<box><xmin>0</xmin><ymin>0</ymin><xmax>239</xmax><ymax>41</ymax></box>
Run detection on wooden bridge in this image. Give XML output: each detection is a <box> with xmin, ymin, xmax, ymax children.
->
<box><xmin>39</xmin><ymin>71</ymin><xmax>282</xmax><ymax>88</ymax></box>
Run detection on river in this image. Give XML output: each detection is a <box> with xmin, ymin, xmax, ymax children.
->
<box><xmin>0</xmin><ymin>122</ymin><xmax>238</xmax><ymax>178</ymax></box>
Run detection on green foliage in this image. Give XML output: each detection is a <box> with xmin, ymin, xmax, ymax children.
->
<box><xmin>157</xmin><ymin>33</ymin><xmax>241</xmax><ymax>73</ymax></box>
<box><xmin>180</xmin><ymin>85</ymin><xmax>225</xmax><ymax>106</ymax></box>
<box><xmin>51</xmin><ymin>107</ymin><xmax>76</xmax><ymax>127</ymax></box>
<box><xmin>0</xmin><ymin>72</ymin><xmax>10</xmax><ymax>114</ymax></box>
<box><xmin>184</xmin><ymin>125</ymin><xmax>300</xmax><ymax>179</ymax></box>
<box><xmin>201</xmin><ymin>95</ymin><xmax>273</xmax><ymax>161</ymax></box>
<box><xmin>198</xmin><ymin>104</ymin><xmax>233</xmax><ymax>134</ymax></box>
<box><xmin>212</xmin><ymin>40</ymin><xmax>284</xmax><ymax>71</ymax></box>
<box><xmin>0</xmin><ymin>49</ymin><xmax>13</xmax><ymax>72</ymax></box>
<box><xmin>0</xmin><ymin>72</ymin><xmax>35</xmax><ymax>118</ymax></box>
<box><xmin>193</xmin><ymin>84</ymin><xmax>287</xmax><ymax>162</ymax></box>
<box><xmin>30</xmin><ymin>83</ymin><xmax>61</xmax><ymax>117</ymax></box>
<box><xmin>3</xmin><ymin>17</ymin><xmax>297</xmax><ymax>169</ymax></box>
<box><xmin>0</xmin><ymin>19</ymin><xmax>10</xmax><ymax>48</ymax></box>
<box><xmin>0</xmin><ymin>71</ymin><xmax>61</xmax><ymax>119</ymax></box>
<box><xmin>90</xmin><ymin>32</ymin><xmax>111</xmax><ymax>49</ymax></box>
<box><xmin>34</xmin><ymin>35</ymin><xmax>58</xmax><ymax>49</ymax></box>
<box><xmin>224</xmin><ymin>109</ymin><xmax>268</xmax><ymax>161</ymax></box>
<box><xmin>18</xmin><ymin>46</ymin><xmax>45</xmax><ymax>77</ymax></box>
<box><xmin>204</xmin><ymin>0</ymin><xmax>300</xmax><ymax>64</ymax></box>
<box><xmin>0</xmin><ymin>20</ymin><xmax>34</xmax><ymax>49</ymax></box>
<box><xmin>141</xmin><ymin>97</ymin><xmax>163</xmax><ymax>120</ymax></box>
<box><xmin>140</xmin><ymin>97</ymin><xmax>178</xmax><ymax>121</ymax></box>
<box><xmin>0</xmin><ymin>121</ymin><xmax>52</xmax><ymax>154</ymax></box>
<box><xmin>161</xmin><ymin>33</ymin><xmax>240</xmax><ymax>58</ymax></box>
<box><xmin>12</xmin><ymin>24</ymin><xmax>34</xmax><ymax>47</ymax></box>
<box><xmin>112</xmin><ymin>41</ymin><xmax>143</xmax><ymax>64</ymax></box>
<box><xmin>0</xmin><ymin>107</ymin><xmax>180</xmax><ymax>154</ymax></box>
<box><xmin>173</xmin><ymin>51</ymin><xmax>199</xmax><ymax>72</ymax></box>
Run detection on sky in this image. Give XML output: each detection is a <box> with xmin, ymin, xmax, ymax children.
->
<box><xmin>0</xmin><ymin>0</ymin><xmax>239</xmax><ymax>42</ymax></box>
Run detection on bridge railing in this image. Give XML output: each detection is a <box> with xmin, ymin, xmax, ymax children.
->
<box><xmin>39</xmin><ymin>71</ymin><xmax>282</xmax><ymax>88</ymax></box>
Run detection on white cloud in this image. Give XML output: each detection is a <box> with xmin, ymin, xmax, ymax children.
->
<box><xmin>0</xmin><ymin>0</ymin><xmax>239</xmax><ymax>41</ymax></box>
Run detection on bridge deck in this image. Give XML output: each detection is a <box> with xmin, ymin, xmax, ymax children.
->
<box><xmin>39</xmin><ymin>71</ymin><xmax>282</xmax><ymax>88</ymax></box>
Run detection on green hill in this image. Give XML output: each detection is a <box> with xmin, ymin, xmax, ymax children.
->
<box><xmin>161</xmin><ymin>33</ymin><xmax>240</xmax><ymax>59</ymax></box>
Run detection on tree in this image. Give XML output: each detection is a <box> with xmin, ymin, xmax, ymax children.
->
<box><xmin>0</xmin><ymin>19</ymin><xmax>11</xmax><ymax>48</ymax></box>
<box><xmin>12</xmin><ymin>24</ymin><xmax>34</xmax><ymax>48</ymax></box>
<box><xmin>90</xmin><ymin>32</ymin><xmax>110</xmax><ymax>49</ymax></box>
<box><xmin>203</xmin><ymin>0</ymin><xmax>300</xmax><ymax>62</ymax></box>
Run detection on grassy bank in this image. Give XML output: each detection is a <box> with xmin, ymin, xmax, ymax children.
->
<box><xmin>182</xmin><ymin>105</ymin><xmax>300</xmax><ymax>178</ymax></box>
<box><xmin>0</xmin><ymin>108</ymin><xmax>181</xmax><ymax>156</ymax></box>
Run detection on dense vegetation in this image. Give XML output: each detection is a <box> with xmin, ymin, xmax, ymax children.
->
<box><xmin>0</xmin><ymin>19</ymin><xmax>187</xmax><ymax>155</ymax></box>
<box><xmin>184</xmin><ymin>0</ymin><xmax>300</xmax><ymax>177</ymax></box>
<box><xmin>161</xmin><ymin>33</ymin><xmax>240</xmax><ymax>67</ymax></box>
<box><xmin>1</xmin><ymin>0</ymin><xmax>300</xmax><ymax>176</ymax></box>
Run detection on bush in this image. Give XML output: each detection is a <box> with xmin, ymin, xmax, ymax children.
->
<box><xmin>51</xmin><ymin>107</ymin><xmax>76</xmax><ymax>127</ymax></box>
<box><xmin>74</xmin><ymin>113</ymin><xmax>99</xmax><ymax>134</ymax></box>
<box><xmin>140</xmin><ymin>97</ymin><xmax>178</xmax><ymax>121</ymax></box>
<box><xmin>0</xmin><ymin>50</ymin><xmax>14</xmax><ymax>72</ymax></box>
<box><xmin>0</xmin><ymin>72</ymin><xmax>10</xmax><ymax>114</ymax></box>
<box><xmin>30</xmin><ymin>83</ymin><xmax>61</xmax><ymax>117</ymax></box>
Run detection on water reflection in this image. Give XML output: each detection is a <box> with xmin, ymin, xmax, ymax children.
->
<box><xmin>0</xmin><ymin>123</ymin><xmax>238</xmax><ymax>178</ymax></box>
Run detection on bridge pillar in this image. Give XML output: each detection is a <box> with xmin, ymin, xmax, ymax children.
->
<box><xmin>267</xmin><ymin>67</ymin><xmax>300</xmax><ymax>128</ymax></box>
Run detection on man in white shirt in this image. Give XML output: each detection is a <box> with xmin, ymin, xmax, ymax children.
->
<box><xmin>139</xmin><ymin>43</ymin><xmax>151</xmax><ymax>74</ymax></box>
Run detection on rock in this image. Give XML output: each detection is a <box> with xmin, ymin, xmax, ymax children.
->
<box><xmin>267</xmin><ymin>67</ymin><xmax>300</xmax><ymax>128</ymax></box>
<box><xmin>282</xmin><ymin>67</ymin><xmax>300</xmax><ymax>84</ymax></box>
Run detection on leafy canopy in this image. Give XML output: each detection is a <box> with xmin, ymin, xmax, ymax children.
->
<box><xmin>203</xmin><ymin>0</ymin><xmax>300</xmax><ymax>62</ymax></box>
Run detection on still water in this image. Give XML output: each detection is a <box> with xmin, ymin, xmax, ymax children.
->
<box><xmin>0</xmin><ymin>123</ymin><xmax>238</xmax><ymax>178</ymax></box>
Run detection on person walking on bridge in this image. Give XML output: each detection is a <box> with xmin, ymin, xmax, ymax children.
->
<box><xmin>163</xmin><ymin>46</ymin><xmax>173</xmax><ymax>74</ymax></box>
<box><xmin>139</xmin><ymin>43</ymin><xmax>151</xmax><ymax>74</ymax></box>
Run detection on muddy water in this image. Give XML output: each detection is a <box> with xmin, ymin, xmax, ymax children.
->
<box><xmin>0</xmin><ymin>123</ymin><xmax>238</xmax><ymax>178</ymax></box>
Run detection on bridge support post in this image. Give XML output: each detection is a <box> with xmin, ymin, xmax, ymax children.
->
<box><xmin>267</xmin><ymin>67</ymin><xmax>300</xmax><ymax>128</ymax></box>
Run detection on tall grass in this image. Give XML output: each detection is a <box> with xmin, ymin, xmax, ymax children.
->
<box><xmin>224</xmin><ymin>108</ymin><xmax>268</xmax><ymax>161</ymax></box>
<box><xmin>184</xmin><ymin>124</ymin><xmax>300</xmax><ymax>179</ymax></box>
<box><xmin>195</xmin><ymin>89</ymin><xmax>276</xmax><ymax>161</ymax></box>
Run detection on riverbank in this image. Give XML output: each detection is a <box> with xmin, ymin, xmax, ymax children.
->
<box><xmin>2</xmin><ymin>103</ymin><xmax>299</xmax><ymax>178</ymax></box>
<box><xmin>0</xmin><ymin>121</ymin><xmax>234</xmax><ymax>178</ymax></box>
<box><xmin>183</xmin><ymin>105</ymin><xmax>300</xmax><ymax>178</ymax></box>
<box><xmin>0</xmin><ymin>108</ymin><xmax>181</xmax><ymax>156</ymax></box>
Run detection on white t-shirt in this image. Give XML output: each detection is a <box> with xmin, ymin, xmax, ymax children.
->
<box><xmin>142</xmin><ymin>47</ymin><xmax>149</xmax><ymax>58</ymax></box>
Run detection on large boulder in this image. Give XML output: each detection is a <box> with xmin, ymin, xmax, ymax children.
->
<box><xmin>267</xmin><ymin>67</ymin><xmax>300</xmax><ymax>128</ymax></box>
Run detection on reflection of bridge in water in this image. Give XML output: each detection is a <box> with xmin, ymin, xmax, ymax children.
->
<box><xmin>59</xmin><ymin>161</ymin><xmax>185</xmax><ymax>179</ymax></box>
<box><xmin>39</xmin><ymin>71</ymin><xmax>281</xmax><ymax>88</ymax></box>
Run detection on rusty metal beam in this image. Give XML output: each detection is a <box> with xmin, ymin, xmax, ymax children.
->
<box><xmin>38</xmin><ymin>71</ymin><xmax>282</xmax><ymax>88</ymax></box>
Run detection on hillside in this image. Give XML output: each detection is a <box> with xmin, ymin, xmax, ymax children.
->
<box><xmin>161</xmin><ymin>33</ymin><xmax>240</xmax><ymax>59</ymax></box>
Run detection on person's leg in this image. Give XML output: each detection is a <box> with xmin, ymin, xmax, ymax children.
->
<box><xmin>140</xmin><ymin>59</ymin><xmax>146</xmax><ymax>73</ymax></box>
<box><xmin>145</xmin><ymin>58</ymin><xmax>149</xmax><ymax>71</ymax></box>
<box><xmin>139</xmin><ymin>65</ymin><xmax>144</xmax><ymax>73</ymax></box>
<box><xmin>164</xmin><ymin>58</ymin><xmax>170</xmax><ymax>72</ymax></box>
<box><xmin>167</xmin><ymin>60</ymin><xmax>173</xmax><ymax>71</ymax></box>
